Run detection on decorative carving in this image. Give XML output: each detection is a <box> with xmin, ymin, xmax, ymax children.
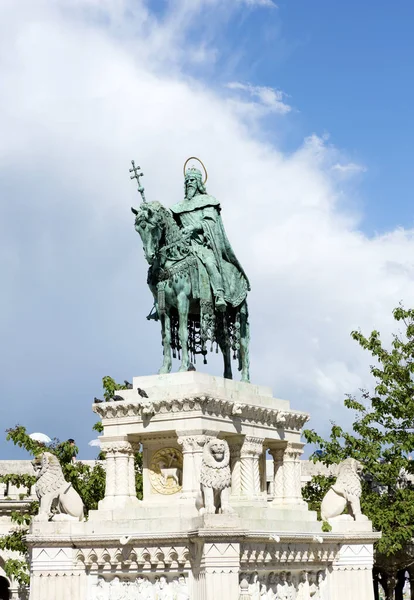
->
<box><xmin>149</xmin><ymin>448</ymin><xmax>183</xmax><ymax>495</ymax></box>
<box><xmin>93</xmin><ymin>396</ymin><xmax>308</xmax><ymax>431</ymax></box>
<box><xmin>76</xmin><ymin>545</ymin><xmax>191</xmax><ymax>570</ymax></box>
<box><xmin>239</xmin><ymin>570</ymin><xmax>328</xmax><ymax>600</ymax></box>
<box><xmin>229</xmin><ymin>443</ymin><xmax>242</xmax><ymax>497</ymax></box>
<box><xmin>196</xmin><ymin>438</ymin><xmax>233</xmax><ymax>514</ymax></box>
<box><xmin>140</xmin><ymin>399</ymin><xmax>155</xmax><ymax>417</ymax></box>
<box><xmin>240</xmin><ymin>437</ymin><xmax>264</xmax><ymax>458</ymax></box>
<box><xmin>177</xmin><ymin>435</ymin><xmax>208</xmax><ymax>453</ymax></box>
<box><xmin>240</xmin><ymin>542</ymin><xmax>338</xmax><ymax>566</ymax></box>
<box><xmin>100</xmin><ymin>441</ymin><xmax>135</xmax><ymax>455</ymax></box>
<box><xmin>240</xmin><ymin>436</ymin><xmax>264</xmax><ymax>498</ymax></box>
<box><xmin>90</xmin><ymin>574</ymin><xmax>189</xmax><ymax>599</ymax></box>
<box><xmin>282</xmin><ymin>443</ymin><xmax>304</xmax><ymax>505</ymax></box>
<box><xmin>320</xmin><ymin>458</ymin><xmax>368</xmax><ymax>522</ymax></box>
<box><xmin>32</xmin><ymin>452</ymin><xmax>84</xmax><ymax>521</ymax></box>
<box><xmin>269</xmin><ymin>447</ymin><xmax>285</xmax><ymax>501</ymax></box>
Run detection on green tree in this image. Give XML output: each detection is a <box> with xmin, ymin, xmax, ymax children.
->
<box><xmin>303</xmin><ymin>306</ymin><xmax>414</xmax><ymax>600</ymax></box>
<box><xmin>0</xmin><ymin>376</ymin><xmax>143</xmax><ymax>588</ymax></box>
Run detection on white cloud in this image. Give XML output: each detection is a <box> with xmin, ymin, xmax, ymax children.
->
<box><xmin>332</xmin><ymin>162</ymin><xmax>367</xmax><ymax>175</ymax></box>
<box><xmin>238</xmin><ymin>0</ymin><xmax>277</xmax><ymax>6</ymax></box>
<box><xmin>227</xmin><ymin>81</ymin><xmax>292</xmax><ymax>115</ymax></box>
<box><xmin>0</xmin><ymin>0</ymin><xmax>412</xmax><ymax>456</ymax></box>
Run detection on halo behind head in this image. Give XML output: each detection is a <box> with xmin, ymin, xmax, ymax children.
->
<box><xmin>183</xmin><ymin>156</ymin><xmax>208</xmax><ymax>185</ymax></box>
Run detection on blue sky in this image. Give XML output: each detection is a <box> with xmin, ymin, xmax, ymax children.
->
<box><xmin>1</xmin><ymin>0</ymin><xmax>414</xmax><ymax>460</ymax></box>
<box><xmin>177</xmin><ymin>0</ymin><xmax>414</xmax><ymax>233</ymax></box>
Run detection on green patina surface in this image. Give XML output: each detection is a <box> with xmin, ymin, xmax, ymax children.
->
<box><xmin>131</xmin><ymin>163</ymin><xmax>251</xmax><ymax>382</ymax></box>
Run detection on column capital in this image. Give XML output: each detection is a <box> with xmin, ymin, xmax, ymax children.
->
<box><xmin>268</xmin><ymin>445</ymin><xmax>286</xmax><ymax>461</ymax></box>
<box><xmin>100</xmin><ymin>438</ymin><xmax>135</xmax><ymax>456</ymax></box>
<box><xmin>284</xmin><ymin>441</ymin><xmax>304</xmax><ymax>461</ymax></box>
<box><xmin>177</xmin><ymin>433</ymin><xmax>211</xmax><ymax>452</ymax></box>
<box><xmin>240</xmin><ymin>436</ymin><xmax>264</xmax><ymax>458</ymax></box>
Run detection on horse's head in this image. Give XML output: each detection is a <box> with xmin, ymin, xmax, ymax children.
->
<box><xmin>132</xmin><ymin>202</ymin><xmax>165</xmax><ymax>264</ymax></box>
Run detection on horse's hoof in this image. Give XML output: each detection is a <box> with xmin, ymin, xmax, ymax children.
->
<box><xmin>178</xmin><ymin>365</ymin><xmax>190</xmax><ymax>373</ymax></box>
<box><xmin>158</xmin><ymin>365</ymin><xmax>172</xmax><ymax>374</ymax></box>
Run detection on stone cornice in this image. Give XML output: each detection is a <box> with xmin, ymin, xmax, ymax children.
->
<box><xmin>26</xmin><ymin>529</ymin><xmax>381</xmax><ymax>548</ymax></box>
<box><xmin>92</xmin><ymin>396</ymin><xmax>309</xmax><ymax>432</ymax></box>
<box><xmin>243</xmin><ymin>531</ymin><xmax>382</xmax><ymax>544</ymax></box>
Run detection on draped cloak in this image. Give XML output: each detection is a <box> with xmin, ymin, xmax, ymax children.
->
<box><xmin>170</xmin><ymin>194</ymin><xmax>250</xmax><ymax>308</ymax></box>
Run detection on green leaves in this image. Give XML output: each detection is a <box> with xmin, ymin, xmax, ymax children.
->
<box><xmin>1</xmin><ymin>375</ymin><xmax>144</xmax><ymax>588</ymax></box>
<box><xmin>301</xmin><ymin>475</ymin><xmax>335</xmax><ymax>519</ymax></box>
<box><xmin>3</xmin><ymin>558</ymin><xmax>30</xmax><ymax>586</ymax></box>
<box><xmin>303</xmin><ymin>305</ymin><xmax>414</xmax><ymax>573</ymax></box>
<box><xmin>102</xmin><ymin>376</ymin><xmax>129</xmax><ymax>402</ymax></box>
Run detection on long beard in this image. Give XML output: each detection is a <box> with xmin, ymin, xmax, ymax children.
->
<box><xmin>186</xmin><ymin>185</ymin><xmax>197</xmax><ymax>199</ymax></box>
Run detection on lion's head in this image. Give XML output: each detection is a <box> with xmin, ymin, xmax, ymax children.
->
<box><xmin>335</xmin><ymin>457</ymin><xmax>363</xmax><ymax>498</ymax></box>
<box><xmin>203</xmin><ymin>439</ymin><xmax>230</xmax><ymax>469</ymax></box>
<box><xmin>200</xmin><ymin>438</ymin><xmax>231</xmax><ymax>490</ymax></box>
<box><xmin>32</xmin><ymin>452</ymin><xmax>66</xmax><ymax>497</ymax></box>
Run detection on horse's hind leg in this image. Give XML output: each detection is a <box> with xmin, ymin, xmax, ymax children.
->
<box><xmin>239</xmin><ymin>302</ymin><xmax>250</xmax><ymax>383</ymax></box>
<box><xmin>218</xmin><ymin>334</ymin><xmax>232</xmax><ymax>380</ymax></box>
<box><xmin>159</xmin><ymin>311</ymin><xmax>172</xmax><ymax>374</ymax></box>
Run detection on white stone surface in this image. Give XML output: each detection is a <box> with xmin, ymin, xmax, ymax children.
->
<box><xmin>32</xmin><ymin>452</ymin><xmax>84</xmax><ymax>521</ymax></box>
<box><xmin>320</xmin><ymin>458</ymin><xmax>368</xmax><ymax>523</ymax></box>
<box><xmin>25</xmin><ymin>373</ymin><xmax>380</xmax><ymax>600</ymax></box>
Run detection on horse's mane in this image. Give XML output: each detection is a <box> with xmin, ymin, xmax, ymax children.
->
<box><xmin>145</xmin><ymin>201</ymin><xmax>182</xmax><ymax>245</ymax></box>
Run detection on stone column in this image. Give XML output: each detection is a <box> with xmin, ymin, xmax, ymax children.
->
<box><xmin>268</xmin><ymin>445</ymin><xmax>286</xmax><ymax>505</ymax></box>
<box><xmin>192</xmin><ymin>540</ymin><xmax>240</xmax><ymax>600</ymax></box>
<box><xmin>128</xmin><ymin>442</ymin><xmax>140</xmax><ymax>497</ymax></box>
<box><xmin>99</xmin><ymin>438</ymin><xmax>141</xmax><ymax>510</ymax></box>
<box><xmin>229</xmin><ymin>441</ymin><xmax>242</xmax><ymax>498</ymax></box>
<box><xmin>177</xmin><ymin>434</ymin><xmax>208</xmax><ymax>499</ymax></box>
<box><xmin>283</xmin><ymin>442</ymin><xmax>306</xmax><ymax>505</ymax></box>
<box><xmin>240</xmin><ymin>436</ymin><xmax>264</xmax><ymax>499</ymax></box>
<box><xmin>328</xmin><ymin>542</ymin><xmax>375</xmax><ymax>600</ymax></box>
<box><xmin>29</xmin><ymin>547</ymin><xmax>86</xmax><ymax>600</ymax></box>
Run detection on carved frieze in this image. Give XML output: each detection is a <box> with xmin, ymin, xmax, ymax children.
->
<box><xmin>240</xmin><ymin>542</ymin><xmax>339</xmax><ymax>567</ymax></box>
<box><xmin>93</xmin><ymin>396</ymin><xmax>309</xmax><ymax>431</ymax></box>
<box><xmin>76</xmin><ymin>544</ymin><xmax>191</xmax><ymax>570</ymax></box>
<box><xmin>240</xmin><ymin>569</ymin><xmax>328</xmax><ymax>599</ymax></box>
<box><xmin>90</xmin><ymin>573</ymin><xmax>189</xmax><ymax>599</ymax></box>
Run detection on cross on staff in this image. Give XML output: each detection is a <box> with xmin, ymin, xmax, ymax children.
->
<box><xmin>129</xmin><ymin>160</ymin><xmax>147</xmax><ymax>203</ymax></box>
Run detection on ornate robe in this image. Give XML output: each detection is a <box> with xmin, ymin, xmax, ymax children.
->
<box><xmin>170</xmin><ymin>193</ymin><xmax>249</xmax><ymax>307</ymax></box>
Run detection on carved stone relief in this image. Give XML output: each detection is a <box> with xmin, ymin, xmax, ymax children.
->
<box><xmin>239</xmin><ymin>570</ymin><xmax>328</xmax><ymax>600</ymax></box>
<box><xmin>149</xmin><ymin>448</ymin><xmax>183</xmax><ymax>495</ymax></box>
<box><xmin>90</xmin><ymin>574</ymin><xmax>190</xmax><ymax>600</ymax></box>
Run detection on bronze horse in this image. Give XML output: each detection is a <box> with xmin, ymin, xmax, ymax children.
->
<box><xmin>133</xmin><ymin>201</ymin><xmax>250</xmax><ymax>382</ymax></box>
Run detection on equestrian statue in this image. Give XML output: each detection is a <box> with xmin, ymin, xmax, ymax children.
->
<box><xmin>130</xmin><ymin>157</ymin><xmax>250</xmax><ymax>382</ymax></box>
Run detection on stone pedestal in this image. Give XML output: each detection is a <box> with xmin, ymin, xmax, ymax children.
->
<box><xmin>26</xmin><ymin>372</ymin><xmax>380</xmax><ymax>600</ymax></box>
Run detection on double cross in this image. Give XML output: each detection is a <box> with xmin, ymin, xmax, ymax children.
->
<box><xmin>129</xmin><ymin>160</ymin><xmax>147</xmax><ymax>203</ymax></box>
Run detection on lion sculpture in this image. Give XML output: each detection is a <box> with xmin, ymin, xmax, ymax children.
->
<box><xmin>196</xmin><ymin>438</ymin><xmax>234</xmax><ymax>515</ymax></box>
<box><xmin>32</xmin><ymin>452</ymin><xmax>84</xmax><ymax>521</ymax></box>
<box><xmin>320</xmin><ymin>458</ymin><xmax>368</xmax><ymax>522</ymax></box>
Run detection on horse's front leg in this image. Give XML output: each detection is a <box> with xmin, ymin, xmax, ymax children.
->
<box><xmin>239</xmin><ymin>301</ymin><xmax>250</xmax><ymax>383</ymax></box>
<box><xmin>177</xmin><ymin>288</ymin><xmax>190</xmax><ymax>372</ymax></box>
<box><xmin>158</xmin><ymin>310</ymin><xmax>172</xmax><ymax>374</ymax></box>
